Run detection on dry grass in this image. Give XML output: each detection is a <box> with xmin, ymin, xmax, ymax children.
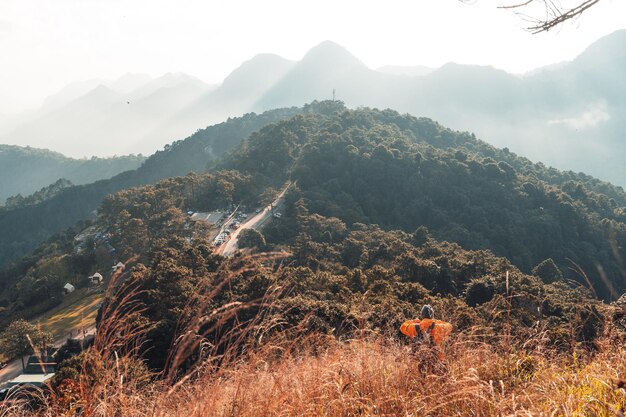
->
<box><xmin>5</xmin><ymin>256</ymin><xmax>626</xmax><ymax>417</ymax></box>
<box><xmin>5</xmin><ymin>326</ymin><xmax>626</xmax><ymax>416</ymax></box>
<box><xmin>144</xmin><ymin>336</ymin><xmax>624</xmax><ymax>417</ymax></box>
<box><xmin>20</xmin><ymin>334</ymin><xmax>625</xmax><ymax>417</ymax></box>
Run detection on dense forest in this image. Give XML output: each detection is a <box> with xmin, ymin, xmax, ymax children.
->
<box><xmin>0</xmin><ymin>165</ymin><xmax>607</xmax><ymax>370</ymax></box>
<box><xmin>1</xmin><ymin>102</ymin><xmax>625</xmax><ymax>325</ymax></box>
<box><xmin>223</xmin><ymin>103</ymin><xmax>626</xmax><ymax>299</ymax></box>
<box><xmin>0</xmin><ymin>103</ymin><xmax>624</xmax><ymax>374</ymax></box>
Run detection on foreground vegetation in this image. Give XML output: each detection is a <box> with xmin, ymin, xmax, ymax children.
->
<box><xmin>0</xmin><ymin>103</ymin><xmax>625</xmax><ymax>415</ymax></box>
<box><xmin>5</xmin><ymin>307</ymin><xmax>626</xmax><ymax>416</ymax></box>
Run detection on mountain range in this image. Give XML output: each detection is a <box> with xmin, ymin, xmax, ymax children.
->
<box><xmin>0</xmin><ymin>73</ymin><xmax>215</xmax><ymax>157</ymax></box>
<box><xmin>0</xmin><ymin>145</ymin><xmax>144</xmax><ymax>204</ymax></box>
<box><xmin>2</xmin><ymin>30</ymin><xmax>625</xmax><ymax>187</ymax></box>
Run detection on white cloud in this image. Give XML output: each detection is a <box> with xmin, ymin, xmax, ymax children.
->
<box><xmin>548</xmin><ymin>101</ymin><xmax>610</xmax><ymax>130</ymax></box>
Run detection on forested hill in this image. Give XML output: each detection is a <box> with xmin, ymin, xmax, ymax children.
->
<box><xmin>0</xmin><ymin>145</ymin><xmax>145</xmax><ymax>203</ymax></box>
<box><xmin>1</xmin><ymin>102</ymin><xmax>624</xmax><ymax>342</ymax></box>
<box><xmin>222</xmin><ymin>102</ymin><xmax>626</xmax><ymax>299</ymax></box>
<box><xmin>1</xmin><ymin>102</ymin><xmax>625</xmax><ymax>300</ymax></box>
<box><xmin>0</xmin><ymin>107</ymin><xmax>302</xmax><ymax>269</ymax></box>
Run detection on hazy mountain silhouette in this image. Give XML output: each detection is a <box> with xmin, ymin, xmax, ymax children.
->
<box><xmin>39</xmin><ymin>73</ymin><xmax>153</xmax><ymax>111</ymax></box>
<box><xmin>249</xmin><ymin>34</ymin><xmax>626</xmax><ymax>186</ymax></box>
<box><xmin>154</xmin><ymin>53</ymin><xmax>296</xmax><ymax>145</ymax></box>
<box><xmin>254</xmin><ymin>41</ymin><xmax>383</xmax><ymax>109</ymax></box>
<box><xmin>3</xmin><ymin>31</ymin><xmax>626</xmax><ymax>185</ymax></box>
<box><xmin>1</xmin><ymin>73</ymin><xmax>214</xmax><ymax>157</ymax></box>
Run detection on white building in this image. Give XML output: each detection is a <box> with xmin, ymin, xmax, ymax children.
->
<box><xmin>89</xmin><ymin>272</ymin><xmax>103</xmax><ymax>284</ymax></box>
<box><xmin>112</xmin><ymin>262</ymin><xmax>125</xmax><ymax>271</ymax></box>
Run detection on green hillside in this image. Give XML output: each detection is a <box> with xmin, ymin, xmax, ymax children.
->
<box><xmin>223</xmin><ymin>103</ymin><xmax>626</xmax><ymax>299</ymax></box>
<box><xmin>2</xmin><ymin>102</ymin><xmax>624</xmax><ymax>336</ymax></box>
<box><xmin>0</xmin><ymin>145</ymin><xmax>145</xmax><ymax>203</ymax></box>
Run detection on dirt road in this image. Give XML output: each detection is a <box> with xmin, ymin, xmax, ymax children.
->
<box><xmin>220</xmin><ymin>183</ymin><xmax>290</xmax><ymax>256</ymax></box>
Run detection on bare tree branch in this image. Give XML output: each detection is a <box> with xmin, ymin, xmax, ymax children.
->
<box><xmin>460</xmin><ymin>0</ymin><xmax>603</xmax><ymax>33</ymax></box>
<box><xmin>528</xmin><ymin>0</ymin><xmax>601</xmax><ymax>33</ymax></box>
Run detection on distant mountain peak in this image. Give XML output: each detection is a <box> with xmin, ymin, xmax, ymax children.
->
<box><xmin>229</xmin><ymin>53</ymin><xmax>294</xmax><ymax>73</ymax></box>
<box><xmin>157</xmin><ymin>72</ymin><xmax>198</xmax><ymax>82</ymax></box>
<box><xmin>248</xmin><ymin>53</ymin><xmax>291</xmax><ymax>63</ymax></box>
<box><xmin>219</xmin><ymin>53</ymin><xmax>295</xmax><ymax>91</ymax></box>
<box><xmin>110</xmin><ymin>73</ymin><xmax>153</xmax><ymax>93</ymax></box>
<box><xmin>79</xmin><ymin>84</ymin><xmax>121</xmax><ymax>101</ymax></box>
<box><xmin>574</xmin><ymin>29</ymin><xmax>626</xmax><ymax>65</ymax></box>
<box><xmin>301</xmin><ymin>41</ymin><xmax>365</xmax><ymax>69</ymax></box>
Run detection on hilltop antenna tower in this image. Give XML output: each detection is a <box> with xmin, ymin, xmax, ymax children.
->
<box><xmin>332</xmin><ymin>88</ymin><xmax>336</xmax><ymax>101</ymax></box>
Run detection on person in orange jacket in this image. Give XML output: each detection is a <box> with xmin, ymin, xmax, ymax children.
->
<box><xmin>400</xmin><ymin>305</ymin><xmax>452</xmax><ymax>360</ymax></box>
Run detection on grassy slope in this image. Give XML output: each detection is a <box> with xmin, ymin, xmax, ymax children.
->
<box><xmin>35</xmin><ymin>289</ymin><xmax>101</xmax><ymax>341</ymax></box>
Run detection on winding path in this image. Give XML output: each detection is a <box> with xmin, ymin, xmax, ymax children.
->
<box><xmin>219</xmin><ymin>183</ymin><xmax>291</xmax><ymax>257</ymax></box>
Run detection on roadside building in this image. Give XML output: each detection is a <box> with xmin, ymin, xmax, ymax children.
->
<box><xmin>88</xmin><ymin>272</ymin><xmax>103</xmax><ymax>285</ymax></box>
<box><xmin>190</xmin><ymin>211</ymin><xmax>223</xmax><ymax>227</ymax></box>
<box><xmin>2</xmin><ymin>372</ymin><xmax>55</xmax><ymax>389</ymax></box>
<box><xmin>112</xmin><ymin>262</ymin><xmax>125</xmax><ymax>272</ymax></box>
<box><xmin>63</xmin><ymin>283</ymin><xmax>75</xmax><ymax>294</ymax></box>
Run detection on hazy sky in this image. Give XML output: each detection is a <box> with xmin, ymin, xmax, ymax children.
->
<box><xmin>1</xmin><ymin>0</ymin><xmax>625</xmax><ymax>113</ymax></box>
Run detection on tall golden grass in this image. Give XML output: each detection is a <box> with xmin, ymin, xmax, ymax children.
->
<box><xmin>17</xmin><ymin>334</ymin><xmax>622</xmax><ymax>416</ymax></box>
<box><xmin>3</xmin><ymin>256</ymin><xmax>625</xmax><ymax>416</ymax></box>
<box><xmin>11</xmin><ymin>326</ymin><xmax>623</xmax><ymax>416</ymax></box>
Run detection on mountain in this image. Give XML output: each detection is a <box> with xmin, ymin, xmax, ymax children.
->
<box><xmin>2</xmin><ymin>113</ymin><xmax>620</xmax><ymax>417</ymax></box>
<box><xmin>0</xmin><ymin>106</ymin><xmax>302</xmax><ymax>268</ymax></box>
<box><xmin>0</xmin><ymin>144</ymin><xmax>145</xmax><ymax>203</ymax></box>
<box><xmin>39</xmin><ymin>73</ymin><xmax>153</xmax><ymax>112</ymax></box>
<box><xmin>247</xmin><ymin>34</ymin><xmax>626</xmax><ymax>187</ymax></box>
<box><xmin>107</xmin><ymin>73</ymin><xmax>154</xmax><ymax>95</ymax></box>
<box><xmin>1</xmin><ymin>103</ymin><xmax>623</xmax><ymax>351</ymax></box>
<box><xmin>4</xmin><ymin>32</ymin><xmax>625</xmax><ymax>185</ymax></box>
<box><xmin>0</xmin><ymin>73</ymin><xmax>214</xmax><ymax>157</ymax></box>
<box><xmin>254</xmin><ymin>41</ymin><xmax>384</xmax><ymax>109</ymax></box>
<box><xmin>156</xmin><ymin>54</ymin><xmax>296</xmax><ymax>143</ymax></box>
<box><xmin>1</xmin><ymin>101</ymin><xmax>624</xmax><ymax>285</ymax></box>
<box><xmin>222</xmin><ymin>104</ymin><xmax>626</xmax><ymax>300</ymax></box>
